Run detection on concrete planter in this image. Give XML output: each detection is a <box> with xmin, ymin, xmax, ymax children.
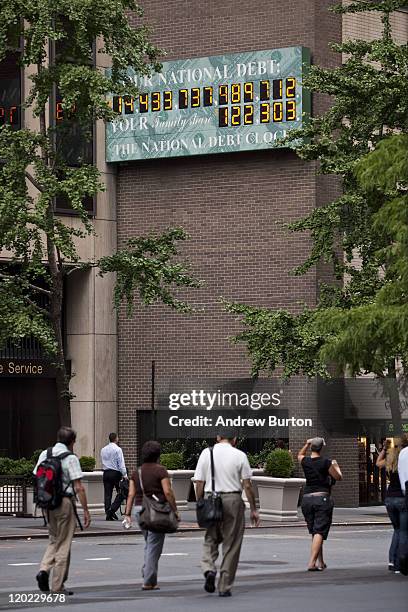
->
<box><xmin>80</xmin><ymin>470</ymin><xmax>105</xmax><ymax>514</ymax></box>
<box><xmin>77</xmin><ymin>470</ymin><xmax>195</xmax><ymax>514</ymax></box>
<box><xmin>168</xmin><ymin>470</ymin><xmax>195</xmax><ymax>510</ymax></box>
<box><xmin>243</xmin><ymin>469</ymin><xmax>265</xmax><ymax>508</ymax></box>
<box><xmin>252</xmin><ymin>476</ymin><xmax>305</xmax><ymax>521</ymax></box>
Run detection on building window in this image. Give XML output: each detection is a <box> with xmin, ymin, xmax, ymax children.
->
<box><xmin>0</xmin><ymin>49</ymin><xmax>22</xmax><ymax>131</ymax></box>
<box><xmin>0</xmin><ymin>266</ymin><xmax>50</xmax><ymax>360</ymax></box>
<box><xmin>53</xmin><ymin>90</ymin><xmax>95</xmax><ymax>215</ymax></box>
<box><xmin>50</xmin><ymin>21</ymin><xmax>96</xmax><ymax>216</ymax></box>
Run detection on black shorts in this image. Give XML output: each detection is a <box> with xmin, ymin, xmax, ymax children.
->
<box><xmin>301</xmin><ymin>494</ymin><xmax>334</xmax><ymax>540</ymax></box>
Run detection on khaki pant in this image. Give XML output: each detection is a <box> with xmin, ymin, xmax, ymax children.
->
<box><xmin>40</xmin><ymin>497</ymin><xmax>76</xmax><ymax>592</ymax></box>
<box><xmin>201</xmin><ymin>493</ymin><xmax>245</xmax><ymax>593</ymax></box>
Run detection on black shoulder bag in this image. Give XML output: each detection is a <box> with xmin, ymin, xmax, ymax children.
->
<box><xmin>196</xmin><ymin>447</ymin><xmax>223</xmax><ymax>528</ymax></box>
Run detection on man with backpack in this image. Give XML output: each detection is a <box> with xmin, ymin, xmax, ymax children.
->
<box><xmin>33</xmin><ymin>426</ymin><xmax>91</xmax><ymax>594</ymax></box>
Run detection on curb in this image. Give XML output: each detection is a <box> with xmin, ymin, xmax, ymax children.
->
<box><xmin>0</xmin><ymin>521</ymin><xmax>390</xmax><ymax>541</ymax></box>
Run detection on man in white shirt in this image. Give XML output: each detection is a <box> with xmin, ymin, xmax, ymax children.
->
<box><xmin>100</xmin><ymin>432</ymin><xmax>127</xmax><ymax>520</ymax></box>
<box><xmin>194</xmin><ymin>429</ymin><xmax>260</xmax><ymax>598</ymax></box>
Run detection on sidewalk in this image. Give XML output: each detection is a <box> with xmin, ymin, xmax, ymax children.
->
<box><xmin>0</xmin><ymin>506</ymin><xmax>390</xmax><ymax>540</ymax></box>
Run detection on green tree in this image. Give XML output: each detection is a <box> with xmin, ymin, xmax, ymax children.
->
<box><xmin>0</xmin><ymin>1</ymin><xmax>199</xmax><ymax>426</ymax></box>
<box><xmin>314</xmin><ymin>132</ymin><xmax>408</xmax><ymax>429</ymax></box>
<box><xmin>226</xmin><ymin>0</ymin><xmax>408</xmax><ymax>432</ymax></box>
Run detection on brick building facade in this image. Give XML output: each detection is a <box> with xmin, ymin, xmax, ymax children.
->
<box><xmin>116</xmin><ymin>0</ymin><xmax>361</xmax><ymax>504</ymax></box>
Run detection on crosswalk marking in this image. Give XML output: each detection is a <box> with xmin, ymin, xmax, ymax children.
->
<box><xmin>8</xmin><ymin>563</ymin><xmax>39</xmax><ymax>566</ymax></box>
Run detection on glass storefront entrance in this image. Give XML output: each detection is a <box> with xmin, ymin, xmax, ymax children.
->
<box><xmin>358</xmin><ymin>436</ymin><xmax>388</xmax><ymax>505</ymax></box>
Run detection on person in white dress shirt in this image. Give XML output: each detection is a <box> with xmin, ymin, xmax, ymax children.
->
<box><xmin>100</xmin><ymin>433</ymin><xmax>127</xmax><ymax>520</ymax></box>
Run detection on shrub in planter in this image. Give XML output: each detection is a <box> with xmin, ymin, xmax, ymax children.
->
<box><xmin>264</xmin><ymin>449</ymin><xmax>294</xmax><ymax>478</ymax></box>
<box><xmin>160</xmin><ymin>439</ymin><xmax>209</xmax><ymax>470</ymax></box>
<box><xmin>0</xmin><ymin>457</ymin><xmax>35</xmax><ymax>485</ymax></box>
<box><xmin>161</xmin><ymin>440</ymin><xmax>186</xmax><ymax>455</ymax></box>
<box><xmin>0</xmin><ymin>458</ymin><xmax>15</xmax><ymax>475</ymax></box>
<box><xmin>248</xmin><ymin>453</ymin><xmax>260</xmax><ymax>468</ymax></box>
<box><xmin>160</xmin><ymin>452</ymin><xmax>184</xmax><ymax>470</ymax></box>
<box><xmin>183</xmin><ymin>440</ymin><xmax>209</xmax><ymax>470</ymax></box>
<box><xmin>248</xmin><ymin>441</ymin><xmax>278</xmax><ymax>468</ymax></box>
<box><xmin>30</xmin><ymin>449</ymin><xmax>43</xmax><ymax>464</ymax></box>
<box><xmin>79</xmin><ymin>456</ymin><xmax>96</xmax><ymax>472</ymax></box>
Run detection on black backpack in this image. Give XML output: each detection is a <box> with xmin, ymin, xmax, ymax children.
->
<box><xmin>34</xmin><ymin>448</ymin><xmax>73</xmax><ymax>510</ymax></box>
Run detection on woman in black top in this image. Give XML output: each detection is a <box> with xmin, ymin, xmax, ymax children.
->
<box><xmin>376</xmin><ymin>439</ymin><xmax>404</xmax><ymax>573</ymax></box>
<box><xmin>298</xmin><ymin>437</ymin><xmax>343</xmax><ymax>571</ymax></box>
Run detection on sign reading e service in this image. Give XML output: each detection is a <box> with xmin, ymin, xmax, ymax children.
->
<box><xmin>105</xmin><ymin>46</ymin><xmax>310</xmax><ymax>162</ymax></box>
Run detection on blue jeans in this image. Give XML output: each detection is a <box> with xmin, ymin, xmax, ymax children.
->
<box><xmin>385</xmin><ymin>496</ymin><xmax>408</xmax><ymax>570</ymax></box>
<box><xmin>135</xmin><ymin>507</ymin><xmax>165</xmax><ymax>587</ymax></box>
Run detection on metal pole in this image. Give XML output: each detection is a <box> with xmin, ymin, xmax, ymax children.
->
<box><xmin>151</xmin><ymin>360</ymin><xmax>156</xmax><ymax>439</ymax></box>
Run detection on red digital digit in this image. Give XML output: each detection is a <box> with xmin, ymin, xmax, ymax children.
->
<box><xmin>56</xmin><ymin>102</ymin><xmax>64</xmax><ymax>121</ymax></box>
<box><xmin>0</xmin><ymin>107</ymin><xmax>5</xmax><ymax>125</ymax></box>
<box><xmin>9</xmin><ymin>106</ymin><xmax>17</xmax><ymax>125</ymax></box>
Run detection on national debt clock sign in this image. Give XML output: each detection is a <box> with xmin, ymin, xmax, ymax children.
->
<box><xmin>105</xmin><ymin>46</ymin><xmax>311</xmax><ymax>162</ymax></box>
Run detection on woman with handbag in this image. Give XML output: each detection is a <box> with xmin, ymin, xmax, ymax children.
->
<box><xmin>376</xmin><ymin>437</ymin><xmax>406</xmax><ymax>573</ymax></box>
<box><xmin>123</xmin><ymin>440</ymin><xmax>180</xmax><ymax>590</ymax></box>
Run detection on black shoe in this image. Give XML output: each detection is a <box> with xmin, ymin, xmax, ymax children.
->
<box><xmin>219</xmin><ymin>591</ymin><xmax>231</xmax><ymax>597</ymax></box>
<box><xmin>204</xmin><ymin>571</ymin><xmax>216</xmax><ymax>593</ymax></box>
<box><xmin>36</xmin><ymin>571</ymin><xmax>49</xmax><ymax>592</ymax></box>
<box><xmin>106</xmin><ymin>514</ymin><xmax>114</xmax><ymax>521</ymax></box>
<box><xmin>53</xmin><ymin>589</ymin><xmax>74</xmax><ymax>595</ymax></box>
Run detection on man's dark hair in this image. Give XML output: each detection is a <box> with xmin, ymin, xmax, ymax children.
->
<box><xmin>57</xmin><ymin>426</ymin><xmax>76</xmax><ymax>447</ymax></box>
<box><xmin>217</xmin><ymin>428</ymin><xmax>237</xmax><ymax>441</ymax></box>
<box><xmin>109</xmin><ymin>432</ymin><xmax>118</xmax><ymax>443</ymax></box>
<box><xmin>141</xmin><ymin>441</ymin><xmax>161</xmax><ymax>463</ymax></box>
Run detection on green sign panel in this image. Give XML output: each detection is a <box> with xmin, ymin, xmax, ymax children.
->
<box><xmin>106</xmin><ymin>46</ymin><xmax>310</xmax><ymax>162</ymax></box>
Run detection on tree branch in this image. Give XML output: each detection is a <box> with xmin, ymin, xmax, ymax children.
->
<box><xmin>0</xmin><ymin>272</ymin><xmax>51</xmax><ymax>296</ymax></box>
<box><xmin>56</xmin><ymin>245</ymin><xmax>63</xmax><ymax>273</ymax></box>
<box><xmin>24</xmin><ymin>296</ymin><xmax>50</xmax><ymax>318</ymax></box>
<box><xmin>25</xmin><ymin>171</ymin><xmax>43</xmax><ymax>193</ymax></box>
<box><xmin>65</xmin><ymin>263</ymin><xmax>95</xmax><ymax>276</ymax></box>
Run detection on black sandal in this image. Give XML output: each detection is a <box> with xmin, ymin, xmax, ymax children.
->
<box><xmin>142</xmin><ymin>585</ymin><xmax>160</xmax><ymax>591</ymax></box>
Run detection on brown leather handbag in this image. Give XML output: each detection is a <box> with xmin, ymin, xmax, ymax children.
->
<box><xmin>137</xmin><ymin>468</ymin><xmax>178</xmax><ymax>534</ymax></box>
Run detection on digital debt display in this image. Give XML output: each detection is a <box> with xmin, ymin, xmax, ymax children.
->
<box><xmin>105</xmin><ymin>46</ymin><xmax>310</xmax><ymax>162</ymax></box>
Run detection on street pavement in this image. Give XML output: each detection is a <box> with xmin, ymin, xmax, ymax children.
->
<box><xmin>0</xmin><ymin>505</ymin><xmax>392</xmax><ymax>540</ymax></box>
<box><xmin>0</xmin><ymin>524</ymin><xmax>406</xmax><ymax>611</ymax></box>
